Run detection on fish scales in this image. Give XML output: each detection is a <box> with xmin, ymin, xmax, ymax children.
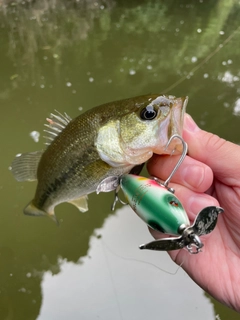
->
<box><xmin>10</xmin><ymin>94</ymin><xmax>188</xmax><ymax>221</ymax></box>
<box><xmin>35</xmin><ymin>98</ymin><xmax>140</xmax><ymax>210</ymax></box>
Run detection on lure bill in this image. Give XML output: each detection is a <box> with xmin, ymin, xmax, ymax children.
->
<box><xmin>119</xmin><ymin>174</ymin><xmax>223</xmax><ymax>254</ymax></box>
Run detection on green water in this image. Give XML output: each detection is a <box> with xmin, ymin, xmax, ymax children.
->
<box><xmin>0</xmin><ymin>0</ymin><xmax>240</xmax><ymax>319</ymax></box>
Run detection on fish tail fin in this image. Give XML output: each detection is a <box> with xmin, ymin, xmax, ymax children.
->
<box><xmin>10</xmin><ymin>151</ymin><xmax>43</xmax><ymax>182</ymax></box>
<box><xmin>24</xmin><ymin>201</ymin><xmax>59</xmax><ymax>225</ymax></box>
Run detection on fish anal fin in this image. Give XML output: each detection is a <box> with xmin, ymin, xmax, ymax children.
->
<box><xmin>24</xmin><ymin>201</ymin><xmax>59</xmax><ymax>225</ymax></box>
<box><xmin>69</xmin><ymin>196</ymin><xmax>88</xmax><ymax>212</ymax></box>
<box><xmin>10</xmin><ymin>151</ymin><xmax>43</xmax><ymax>182</ymax></box>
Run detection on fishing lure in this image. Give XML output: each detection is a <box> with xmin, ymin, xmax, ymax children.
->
<box><xmin>114</xmin><ymin>134</ymin><xmax>223</xmax><ymax>254</ymax></box>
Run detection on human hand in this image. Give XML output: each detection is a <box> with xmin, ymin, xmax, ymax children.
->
<box><xmin>147</xmin><ymin>114</ymin><xmax>240</xmax><ymax>312</ymax></box>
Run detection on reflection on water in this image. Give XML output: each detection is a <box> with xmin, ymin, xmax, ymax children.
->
<box><xmin>37</xmin><ymin>207</ymin><xmax>215</xmax><ymax>320</ymax></box>
<box><xmin>1</xmin><ymin>0</ymin><xmax>240</xmax><ymax>319</ymax></box>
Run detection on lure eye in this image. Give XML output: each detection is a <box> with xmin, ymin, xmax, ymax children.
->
<box><xmin>140</xmin><ymin>105</ymin><xmax>158</xmax><ymax>120</ymax></box>
<box><xmin>169</xmin><ymin>200</ymin><xmax>179</xmax><ymax>207</ymax></box>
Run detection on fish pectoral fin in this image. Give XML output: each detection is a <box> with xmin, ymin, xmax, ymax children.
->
<box><xmin>69</xmin><ymin>196</ymin><xmax>89</xmax><ymax>212</ymax></box>
<box><xmin>96</xmin><ymin>176</ymin><xmax>119</xmax><ymax>194</ymax></box>
<box><xmin>10</xmin><ymin>151</ymin><xmax>43</xmax><ymax>182</ymax></box>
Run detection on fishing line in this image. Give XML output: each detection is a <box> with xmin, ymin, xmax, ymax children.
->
<box><xmin>101</xmin><ymin>242</ymin><xmax>124</xmax><ymax>320</ymax></box>
<box><xmin>101</xmin><ymin>238</ymin><xmax>185</xmax><ymax>276</ymax></box>
<box><xmin>163</xmin><ymin>25</ymin><xmax>240</xmax><ymax>93</ymax></box>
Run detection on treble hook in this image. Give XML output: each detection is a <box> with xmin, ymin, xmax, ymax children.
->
<box><xmin>111</xmin><ymin>185</ymin><xmax>127</xmax><ymax>211</ymax></box>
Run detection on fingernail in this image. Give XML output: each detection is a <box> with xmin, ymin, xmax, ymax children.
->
<box><xmin>184</xmin><ymin>114</ymin><xmax>200</xmax><ymax>133</ymax></box>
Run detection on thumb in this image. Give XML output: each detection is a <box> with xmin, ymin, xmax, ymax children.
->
<box><xmin>183</xmin><ymin>114</ymin><xmax>240</xmax><ymax>184</ymax></box>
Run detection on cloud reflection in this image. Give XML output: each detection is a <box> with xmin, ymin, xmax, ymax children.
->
<box><xmin>37</xmin><ymin>207</ymin><xmax>215</xmax><ymax>320</ymax></box>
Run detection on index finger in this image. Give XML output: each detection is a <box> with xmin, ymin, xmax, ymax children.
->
<box><xmin>147</xmin><ymin>154</ymin><xmax>213</xmax><ymax>193</ymax></box>
<box><xmin>183</xmin><ymin>114</ymin><xmax>240</xmax><ymax>185</ymax></box>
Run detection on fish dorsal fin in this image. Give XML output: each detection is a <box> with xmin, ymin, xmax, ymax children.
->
<box><xmin>68</xmin><ymin>195</ymin><xmax>89</xmax><ymax>212</ymax></box>
<box><xmin>44</xmin><ymin>110</ymin><xmax>72</xmax><ymax>146</ymax></box>
<box><xmin>10</xmin><ymin>151</ymin><xmax>43</xmax><ymax>181</ymax></box>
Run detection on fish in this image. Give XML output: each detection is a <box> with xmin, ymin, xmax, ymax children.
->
<box><xmin>10</xmin><ymin>94</ymin><xmax>188</xmax><ymax>222</ymax></box>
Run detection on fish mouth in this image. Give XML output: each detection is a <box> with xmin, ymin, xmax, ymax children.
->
<box><xmin>165</xmin><ymin>96</ymin><xmax>188</xmax><ymax>154</ymax></box>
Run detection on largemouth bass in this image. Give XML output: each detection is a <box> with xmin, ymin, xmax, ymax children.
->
<box><xmin>10</xmin><ymin>94</ymin><xmax>187</xmax><ymax>221</ymax></box>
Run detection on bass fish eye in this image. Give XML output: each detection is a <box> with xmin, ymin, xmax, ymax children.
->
<box><xmin>140</xmin><ymin>105</ymin><xmax>158</xmax><ymax>120</ymax></box>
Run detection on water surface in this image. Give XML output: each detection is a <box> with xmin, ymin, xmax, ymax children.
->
<box><xmin>0</xmin><ymin>1</ymin><xmax>240</xmax><ymax>319</ymax></box>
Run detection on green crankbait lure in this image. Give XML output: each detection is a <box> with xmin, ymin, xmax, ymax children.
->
<box><xmin>120</xmin><ymin>174</ymin><xmax>223</xmax><ymax>253</ymax></box>
<box><xmin>113</xmin><ymin>134</ymin><xmax>223</xmax><ymax>254</ymax></box>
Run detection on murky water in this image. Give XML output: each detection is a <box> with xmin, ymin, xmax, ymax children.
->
<box><xmin>0</xmin><ymin>0</ymin><xmax>240</xmax><ymax>319</ymax></box>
